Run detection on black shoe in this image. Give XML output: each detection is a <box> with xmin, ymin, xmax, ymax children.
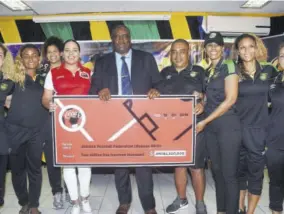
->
<box><xmin>238</xmin><ymin>207</ymin><xmax>246</xmax><ymax>214</ymax></box>
<box><xmin>0</xmin><ymin>187</ymin><xmax>4</xmax><ymax>206</ymax></box>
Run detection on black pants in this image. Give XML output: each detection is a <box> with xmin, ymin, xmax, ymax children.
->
<box><xmin>266</xmin><ymin>148</ymin><xmax>284</xmax><ymax>212</ymax></box>
<box><xmin>0</xmin><ymin>155</ymin><xmax>7</xmax><ymax>204</ymax></box>
<box><xmin>43</xmin><ymin>117</ymin><xmax>63</xmax><ymax>195</ymax></box>
<box><xmin>239</xmin><ymin>127</ymin><xmax>266</xmax><ymax>195</ymax></box>
<box><xmin>115</xmin><ymin>167</ymin><xmax>155</xmax><ymax>212</ymax></box>
<box><xmin>206</xmin><ymin>114</ymin><xmax>241</xmax><ymax>214</ymax></box>
<box><xmin>7</xmin><ymin>124</ymin><xmax>43</xmax><ymax>208</ymax></box>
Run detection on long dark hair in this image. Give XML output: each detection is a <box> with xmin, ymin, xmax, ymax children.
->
<box><xmin>234</xmin><ymin>34</ymin><xmax>257</xmax><ymax>79</ymax></box>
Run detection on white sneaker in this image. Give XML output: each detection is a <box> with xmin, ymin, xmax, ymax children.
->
<box><xmin>71</xmin><ymin>204</ymin><xmax>80</xmax><ymax>214</ymax></box>
<box><xmin>81</xmin><ymin>199</ymin><xmax>92</xmax><ymax>213</ymax></box>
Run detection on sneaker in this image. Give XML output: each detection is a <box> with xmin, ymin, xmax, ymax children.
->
<box><xmin>166</xmin><ymin>197</ymin><xmax>189</xmax><ymax>214</ymax></box>
<box><xmin>196</xmin><ymin>201</ymin><xmax>207</xmax><ymax>214</ymax></box>
<box><xmin>19</xmin><ymin>205</ymin><xmax>29</xmax><ymax>214</ymax></box>
<box><xmin>71</xmin><ymin>204</ymin><xmax>80</xmax><ymax>214</ymax></box>
<box><xmin>82</xmin><ymin>198</ymin><xmax>92</xmax><ymax>213</ymax></box>
<box><xmin>53</xmin><ymin>192</ymin><xmax>64</xmax><ymax>209</ymax></box>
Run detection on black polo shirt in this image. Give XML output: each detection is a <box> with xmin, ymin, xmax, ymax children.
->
<box><xmin>0</xmin><ymin>72</ymin><xmax>14</xmax><ymax>120</ymax></box>
<box><xmin>160</xmin><ymin>64</ymin><xmax>205</xmax><ymax>121</ymax></box>
<box><xmin>204</xmin><ymin>59</ymin><xmax>238</xmax><ymax>115</ymax></box>
<box><xmin>236</xmin><ymin>61</ymin><xmax>278</xmax><ymax>128</ymax></box>
<box><xmin>6</xmin><ymin>74</ymin><xmax>48</xmax><ymax>128</ymax></box>
<box><xmin>160</xmin><ymin>64</ymin><xmax>204</xmax><ymax>95</ymax></box>
<box><xmin>267</xmin><ymin>81</ymin><xmax>284</xmax><ymax>150</ymax></box>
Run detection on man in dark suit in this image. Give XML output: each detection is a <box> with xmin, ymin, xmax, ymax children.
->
<box><xmin>89</xmin><ymin>25</ymin><xmax>163</xmax><ymax>214</ymax></box>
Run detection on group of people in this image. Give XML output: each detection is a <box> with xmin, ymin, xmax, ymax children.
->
<box><xmin>0</xmin><ymin>24</ymin><xmax>283</xmax><ymax>214</ymax></box>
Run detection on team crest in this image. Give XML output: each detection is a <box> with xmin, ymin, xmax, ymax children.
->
<box><xmin>190</xmin><ymin>71</ymin><xmax>198</xmax><ymax>78</ymax></box>
<box><xmin>79</xmin><ymin>71</ymin><xmax>90</xmax><ymax>79</ymax></box>
<box><xmin>0</xmin><ymin>83</ymin><xmax>8</xmax><ymax>91</ymax></box>
<box><xmin>260</xmin><ymin>73</ymin><xmax>268</xmax><ymax>81</ymax></box>
<box><xmin>39</xmin><ymin>79</ymin><xmax>44</xmax><ymax>86</ymax></box>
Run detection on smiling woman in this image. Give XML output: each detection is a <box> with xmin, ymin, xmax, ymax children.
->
<box><xmin>41</xmin><ymin>39</ymin><xmax>92</xmax><ymax>214</ymax></box>
<box><xmin>198</xmin><ymin>32</ymin><xmax>241</xmax><ymax>214</ymax></box>
<box><xmin>5</xmin><ymin>44</ymin><xmax>49</xmax><ymax>214</ymax></box>
<box><xmin>234</xmin><ymin>34</ymin><xmax>279</xmax><ymax>214</ymax></box>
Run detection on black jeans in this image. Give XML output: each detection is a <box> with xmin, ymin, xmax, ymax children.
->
<box><xmin>239</xmin><ymin>127</ymin><xmax>266</xmax><ymax>195</ymax></box>
<box><xmin>266</xmin><ymin>148</ymin><xmax>284</xmax><ymax>212</ymax></box>
<box><xmin>206</xmin><ymin>114</ymin><xmax>241</xmax><ymax>214</ymax></box>
<box><xmin>8</xmin><ymin>125</ymin><xmax>43</xmax><ymax>208</ymax></box>
<box><xmin>115</xmin><ymin>167</ymin><xmax>155</xmax><ymax>212</ymax></box>
<box><xmin>0</xmin><ymin>155</ymin><xmax>7</xmax><ymax>204</ymax></box>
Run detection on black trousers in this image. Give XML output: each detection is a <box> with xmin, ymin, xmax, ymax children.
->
<box><xmin>206</xmin><ymin>114</ymin><xmax>241</xmax><ymax>214</ymax></box>
<box><xmin>266</xmin><ymin>148</ymin><xmax>284</xmax><ymax>212</ymax></box>
<box><xmin>239</xmin><ymin>127</ymin><xmax>266</xmax><ymax>195</ymax></box>
<box><xmin>0</xmin><ymin>155</ymin><xmax>7</xmax><ymax>204</ymax></box>
<box><xmin>7</xmin><ymin>124</ymin><xmax>43</xmax><ymax>208</ymax></box>
<box><xmin>43</xmin><ymin>117</ymin><xmax>63</xmax><ymax>195</ymax></box>
<box><xmin>115</xmin><ymin>167</ymin><xmax>155</xmax><ymax>212</ymax></box>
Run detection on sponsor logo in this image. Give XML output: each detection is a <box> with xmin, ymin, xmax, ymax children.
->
<box><xmin>153</xmin><ymin>150</ymin><xmax>186</xmax><ymax>157</ymax></box>
<box><xmin>56</xmin><ymin>75</ymin><xmax>64</xmax><ymax>79</ymax></box>
<box><xmin>79</xmin><ymin>71</ymin><xmax>90</xmax><ymax>79</ymax></box>
<box><xmin>209</xmin><ymin>32</ymin><xmax>216</xmax><ymax>38</ymax></box>
<box><xmin>166</xmin><ymin>75</ymin><xmax>172</xmax><ymax>80</ymax></box>
<box><xmin>190</xmin><ymin>71</ymin><xmax>198</xmax><ymax>78</ymax></box>
<box><xmin>58</xmin><ymin>105</ymin><xmax>86</xmax><ymax>132</ymax></box>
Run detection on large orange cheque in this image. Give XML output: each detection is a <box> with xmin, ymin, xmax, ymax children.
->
<box><xmin>52</xmin><ymin>95</ymin><xmax>197</xmax><ymax>167</ymax></box>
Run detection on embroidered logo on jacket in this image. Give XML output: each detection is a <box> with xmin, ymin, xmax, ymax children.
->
<box><xmin>79</xmin><ymin>71</ymin><xmax>90</xmax><ymax>79</ymax></box>
<box><xmin>260</xmin><ymin>73</ymin><xmax>268</xmax><ymax>81</ymax></box>
<box><xmin>0</xmin><ymin>83</ymin><xmax>8</xmax><ymax>91</ymax></box>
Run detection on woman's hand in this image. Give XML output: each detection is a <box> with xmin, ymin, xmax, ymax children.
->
<box><xmin>49</xmin><ymin>102</ymin><xmax>57</xmax><ymax>112</ymax></box>
<box><xmin>196</xmin><ymin>120</ymin><xmax>207</xmax><ymax>134</ymax></box>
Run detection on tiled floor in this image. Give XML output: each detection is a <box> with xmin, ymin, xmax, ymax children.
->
<box><xmin>0</xmin><ymin>167</ymin><xmax>275</xmax><ymax>214</ymax></box>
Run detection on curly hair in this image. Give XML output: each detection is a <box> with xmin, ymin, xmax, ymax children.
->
<box><xmin>13</xmin><ymin>53</ymin><xmax>26</xmax><ymax>88</ymax></box>
<box><xmin>14</xmin><ymin>44</ymin><xmax>40</xmax><ymax>88</ymax></box>
<box><xmin>233</xmin><ymin>33</ymin><xmax>268</xmax><ymax>80</ymax></box>
<box><xmin>42</xmin><ymin>36</ymin><xmax>64</xmax><ymax>60</ymax></box>
<box><xmin>0</xmin><ymin>43</ymin><xmax>17</xmax><ymax>82</ymax></box>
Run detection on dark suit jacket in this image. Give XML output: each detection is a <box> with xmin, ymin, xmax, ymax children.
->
<box><xmin>89</xmin><ymin>49</ymin><xmax>164</xmax><ymax>95</ymax></box>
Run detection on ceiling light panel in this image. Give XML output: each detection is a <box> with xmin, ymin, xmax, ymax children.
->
<box><xmin>241</xmin><ymin>0</ymin><xmax>271</xmax><ymax>8</ymax></box>
<box><xmin>0</xmin><ymin>0</ymin><xmax>30</xmax><ymax>11</ymax></box>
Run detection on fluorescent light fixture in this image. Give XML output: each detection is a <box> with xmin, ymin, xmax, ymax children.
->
<box><xmin>241</xmin><ymin>0</ymin><xmax>271</xmax><ymax>8</ymax></box>
<box><xmin>0</xmin><ymin>0</ymin><xmax>30</xmax><ymax>11</ymax></box>
<box><xmin>33</xmin><ymin>14</ymin><xmax>171</xmax><ymax>23</ymax></box>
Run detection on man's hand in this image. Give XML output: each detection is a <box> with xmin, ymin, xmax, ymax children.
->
<box><xmin>98</xmin><ymin>88</ymin><xmax>111</xmax><ymax>101</ymax></box>
<box><xmin>194</xmin><ymin>103</ymin><xmax>204</xmax><ymax>115</ymax></box>
<box><xmin>147</xmin><ymin>89</ymin><xmax>160</xmax><ymax>99</ymax></box>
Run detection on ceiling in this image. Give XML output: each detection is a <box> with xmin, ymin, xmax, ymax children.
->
<box><xmin>1</xmin><ymin>1</ymin><xmax>284</xmax><ymax>17</ymax></box>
